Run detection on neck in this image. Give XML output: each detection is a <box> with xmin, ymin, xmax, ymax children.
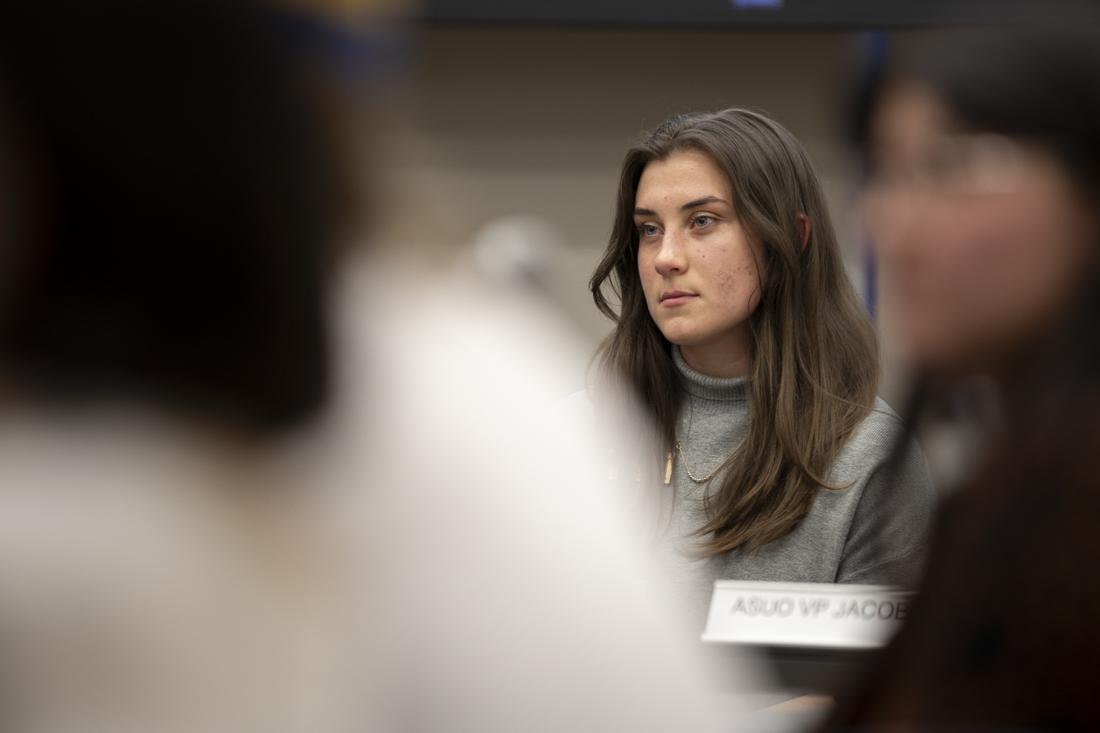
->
<box><xmin>679</xmin><ymin>338</ymin><xmax>752</xmax><ymax>379</ymax></box>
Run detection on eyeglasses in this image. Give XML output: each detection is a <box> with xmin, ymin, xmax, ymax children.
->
<box><xmin>866</xmin><ymin>133</ymin><xmax>1030</xmax><ymax>197</ymax></box>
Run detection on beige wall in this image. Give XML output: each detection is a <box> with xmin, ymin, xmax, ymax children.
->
<box><xmin>373</xmin><ymin>26</ymin><xmax>906</xmax><ymax>399</ymax></box>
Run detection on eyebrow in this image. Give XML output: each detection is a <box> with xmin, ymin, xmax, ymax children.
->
<box><xmin>633</xmin><ymin>196</ymin><xmax>729</xmax><ymax>217</ymax></box>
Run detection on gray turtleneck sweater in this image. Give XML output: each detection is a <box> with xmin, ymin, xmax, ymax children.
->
<box><xmin>664</xmin><ymin>347</ymin><xmax>935</xmax><ymax>616</ymax></box>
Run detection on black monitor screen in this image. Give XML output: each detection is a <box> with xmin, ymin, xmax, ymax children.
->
<box><xmin>417</xmin><ymin>0</ymin><xmax>1045</xmax><ymax>28</ymax></box>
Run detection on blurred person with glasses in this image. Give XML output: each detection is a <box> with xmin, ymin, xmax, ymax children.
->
<box><xmin>824</xmin><ymin>7</ymin><xmax>1100</xmax><ymax>731</ymax></box>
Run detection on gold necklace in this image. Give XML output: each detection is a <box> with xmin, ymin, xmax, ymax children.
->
<box><xmin>663</xmin><ymin>441</ymin><xmax>730</xmax><ymax>485</ymax></box>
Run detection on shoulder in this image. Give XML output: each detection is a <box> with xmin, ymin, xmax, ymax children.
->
<box><xmin>832</xmin><ymin>397</ymin><xmax>935</xmax><ymax>501</ymax></box>
<box><xmin>834</xmin><ymin>399</ymin><xmax>938</xmax><ymax>585</ymax></box>
<box><xmin>830</xmin><ymin>397</ymin><xmax>908</xmax><ymax>473</ymax></box>
<box><xmin>858</xmin><ymin>397</ymin><xmax>907</xmax><ymax>447</ymax></box>
<box><xmin>838</xmin><ymin>396</ymin><xmax>936</xmax><ymax>509</ymax></box>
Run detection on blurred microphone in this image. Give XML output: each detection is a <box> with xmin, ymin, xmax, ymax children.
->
<box><xmin>467</xmin><ymin>214</ymin><xmax>567</xmax><ymax>293</ymax></box>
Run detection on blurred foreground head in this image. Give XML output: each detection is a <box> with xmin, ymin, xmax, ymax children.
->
<box><xmin>0</xmin><ymin>0</ymin><xmax>347</xmax><ymax>433</ymax></box>
<box><xmin>856</xmin><ymin>7</ymin><xmax>1100</xmax><ymax>379</ymax></box>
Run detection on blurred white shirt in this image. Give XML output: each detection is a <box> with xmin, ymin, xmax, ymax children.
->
<box><xmin>0</xmin><ymin>253</ymin><xmax>757</xmax><ymax>732</ymax></box>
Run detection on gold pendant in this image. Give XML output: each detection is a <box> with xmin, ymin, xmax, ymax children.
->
<box><xmin>664</xmin><ymin>451</ymin><xmax>673</xmax><ymax>485</ymax></box>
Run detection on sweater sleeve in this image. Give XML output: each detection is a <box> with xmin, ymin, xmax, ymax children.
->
<box><xmin>836</xmin><ymin>423</ymin><xmax>938</xmax><ymax>587</ymax></box>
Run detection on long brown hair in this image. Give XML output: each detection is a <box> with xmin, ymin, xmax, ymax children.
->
<box><xmin>590</xmin><ymin>108</ymin><xmax>878</xmax><ymax>556</ymax></box>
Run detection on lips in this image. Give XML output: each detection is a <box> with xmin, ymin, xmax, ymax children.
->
<box><xmin>659</xmin><ymin>290</ymin><xmax>697</xmax><ymax>305</ymax></box>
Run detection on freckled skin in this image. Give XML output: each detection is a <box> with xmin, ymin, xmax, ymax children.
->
<box><xmin>635</xmin><ymin>150</ymin><xmax>763</xmax><ymax>378</ymax></box>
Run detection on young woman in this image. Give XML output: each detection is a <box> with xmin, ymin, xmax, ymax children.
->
<box><xmin>824</xmin><ymin>13</ymin><xmax>1100</xmax><ymax>731</ymax></box>
<box><xmin>589</xmin><ymin>108</ymin><xmax>934</xmax><ymax>613</ymax></box>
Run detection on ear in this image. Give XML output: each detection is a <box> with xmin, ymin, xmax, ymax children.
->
<box><xmin>797</xmin><ymin>213</ymin><xmax>811</xmax><ymax>251</ymax></box>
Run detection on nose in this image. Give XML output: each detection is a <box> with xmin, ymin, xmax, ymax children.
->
<box><xmin>653</xmin><ymin>230</ymin><xmax>687</xmax><ymax>277</ymax></box>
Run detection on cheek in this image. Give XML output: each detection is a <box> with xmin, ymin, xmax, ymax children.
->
<box><xmin>881</xmin><ymin>196</ymin><xmax>1034</xmax><ymax>308</ymax></box>
<box><xmin>931</xmin><ymin>205</ymin><xmax>1008</xmax><ymax>297</ymax></box>
<box><xmin>899</xmin><ymin>190</ymin><xmax>1093</xmax><ymax>368</ymax></box>
<box><xmin>874</xmin><ymin>203</ymin><xmax>999</xmax><ymax>365</ymax></box>
<box><xmin>954</xmin><ymin>192</ymin><xmax>1076</xmax><ymax>309</ymax></box>
<box><xmin>711</xmin><ymin>248</ymin><xmax>762</xmax><ymax>314</ymax></box>
<box><xmin>636</xmin><ymin>252</ymin><xmax>657</xmax><ymax>296</ymax></box>
<box><xmin>986</xmin><ymin>194</ymin><xmax>1092</xmax><ymax>326</ymax></box>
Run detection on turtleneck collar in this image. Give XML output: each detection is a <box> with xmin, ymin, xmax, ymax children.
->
<box><xmin>672</xmin><ymin>346</ymin><xmax>748</xmax><ymax>402</ymax></box>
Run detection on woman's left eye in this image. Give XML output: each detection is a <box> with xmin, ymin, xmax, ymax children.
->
<box><xmin>691</xmin><ymin>215</ymin><xmax>715</xmax><ymax>229</ymax></box>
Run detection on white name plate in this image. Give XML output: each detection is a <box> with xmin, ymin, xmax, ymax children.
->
<box><xmin>702</xmin><ymin>581</ymin><xmax>914</xmax><ymax>649</ymax></box>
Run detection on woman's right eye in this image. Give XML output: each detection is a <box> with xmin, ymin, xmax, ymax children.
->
<box><xmin>637</xmin><ymin>223</ymin><xmax>661</xmax><ymax>239</ymax></box>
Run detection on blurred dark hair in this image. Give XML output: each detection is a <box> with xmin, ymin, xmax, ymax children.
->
<box><xmin>852</xmin><ymin>8</ymin><xmax>1100</xmax><ymax>199</ymax></box>
<box><xmin>0</xmin><ymin>0</ymin><xmax>344</xmax><ymax>433</ymax></box>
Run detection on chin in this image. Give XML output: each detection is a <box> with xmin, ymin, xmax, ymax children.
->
<box><xmin>657</xmin><ymin>328</ymin><xmax>696</xmax><ymax>348</ymax></box>
<box><xmin>905</xmin><ymin>336</ymin><xmax>982</xmax><ymax>378</ymax></box>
